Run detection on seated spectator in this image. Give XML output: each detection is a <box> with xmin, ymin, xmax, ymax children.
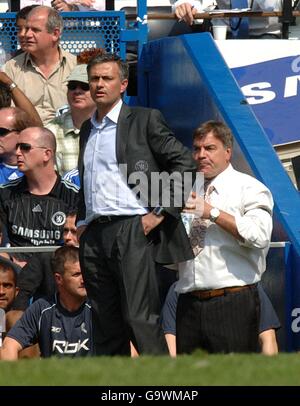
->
<box><xmin>0</xmin><ymin>107</ymin><xmax>41</xmax><ymax>185</ymax></box>
<box><xmin>170</xmin><ymin>0</ymin><xmax>282</xmax><ymax>37</ymax></box>
<box><xmin>4</xmin><ymin>6</ymin><xmax>77</xmax><ymax>125</ymax></box>
<box><xmin>46</xmin><ymin>63</ymin><xmax>97</xmax><ymax>174</ymax></box>
<box><xmin>7</xmin><ymin>210</ymin><xmax>78</xmax><ymax>320</ymax></box>
<box><xmin>0</xmin><ymin>254</ymin><xmax>40</xmax><ymax>358</ymax></box>
<box><xmin>0</xmin><ymin>246</ymin><xmax>92</xmax><ymax>359</ymax></box>
<box><xmin>0</xmin><ymin>257</ymin><xmax>20</xmax><ymax>313</ymax></box>
<box><xmin>0</xmin><ymin>127</ymin><xmax>79</xmax><ymax>261</ymax></box>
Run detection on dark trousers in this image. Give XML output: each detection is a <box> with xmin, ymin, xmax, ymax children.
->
<box><xmin>79</xmin><ymin>216</ymin><xmax>168</xmax><ymax>356</ymax></box>
<box><xmin>176</xmin><ymin>285</ymin><xmax>260</xmax><ymax>354</ymax></box>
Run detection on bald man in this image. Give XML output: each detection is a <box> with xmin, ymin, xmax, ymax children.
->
<box><xmin>0</xmin><ymin>127</ymin><xmax>78</xmax><ymax>261</ymax></box>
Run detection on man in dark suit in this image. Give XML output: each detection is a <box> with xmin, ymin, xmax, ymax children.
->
<box><xmin>77</xmin><ymin>53</ymin><xmax>196</xmax><ymax>356</ymax></box>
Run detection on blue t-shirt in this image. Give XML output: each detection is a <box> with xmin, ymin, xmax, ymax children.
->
<box><xmin>7</xmin><ymin>294</ymin><xmax>92</xmax><ymax>357</ymax></box>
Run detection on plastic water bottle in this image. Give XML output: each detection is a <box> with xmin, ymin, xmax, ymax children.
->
<box><xmin>181</xmin><ymin>212</ymin><xmax>194</xmax><ymax>236</ymax></box>
<box><xmin>0</xmin><ymin>308</ymin><xmax>5</xmax><ymax>347</ymax></box>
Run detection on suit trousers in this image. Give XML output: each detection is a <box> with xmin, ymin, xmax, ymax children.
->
<box><xmin>79</xmin><ymin>215</ymin><xmax>168</xmax><ymax>356</ymax></box>
<box><xmin>176</xmin><ymin>285</ymin><xmax>260</xmax><ymax>354</ymax></box>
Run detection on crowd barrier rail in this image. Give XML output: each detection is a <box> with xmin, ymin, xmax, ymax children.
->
<box><xmin>0</xmin><ymin>9</ymin><xmax>148</xmax><ymax>60</ymax></box>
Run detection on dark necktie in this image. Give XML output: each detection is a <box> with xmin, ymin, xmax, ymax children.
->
<box><xmin>190</xmin><ymin>185</ymin><xmax>215</xmax><ymax>256</ymax></box>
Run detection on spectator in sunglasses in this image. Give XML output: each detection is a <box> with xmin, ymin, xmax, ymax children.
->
<box><xmin>0</xmin><ymin>107</ymin><xmax>39</xmax><ymax>185</ymax></box>
<box><xmin>46</xmin><ymin>64</ymin><xmax>96</xmax><ymax>175</ymax></box>
<box><xmin>0</xmin><ymin>126</ymin><xmax>79</xmax><ymax>264</ymax></box>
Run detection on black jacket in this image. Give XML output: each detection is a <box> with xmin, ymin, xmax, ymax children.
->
<box><xmin>11</xmin><ymin>252</ymin><xmax>56</xmax><ymax>311</ymax></box>
<box><xmin>77</xmin><ymin>104</ymin><xmax>197</xmax><ymax>264</ymax></box>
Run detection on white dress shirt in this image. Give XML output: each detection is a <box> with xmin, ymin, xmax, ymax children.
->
<box><xmin>176</xmin><ymin>164</ymin><xmax>273</xmax><ymax>293</ymax></box>
<box><xmin>82</xmin><ymin>100</ymin><xmax>148</xmax><ymax>226</ymax></box>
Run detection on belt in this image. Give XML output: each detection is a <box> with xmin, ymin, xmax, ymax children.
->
<box><xmin>93</xmin><ymin>215</ymin><xmax>135</xmax><ymax>224</ymax></box>
<box><xmin>190</xmin><ymin>284</ymin><xmax>256</xmax><ymax>300</ymax></box>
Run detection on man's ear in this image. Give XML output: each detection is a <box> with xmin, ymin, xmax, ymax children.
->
<box><xmin>44</xmin><ymin>148</ymin><xmax>54</xmax><ymax>163</ymax></box>
<box><xmin>52</xmin><ymin>27</ymin><xmax>61</xmax><ymax>43</ymax></box>
<box><xmin>226</xmin><ymin>147</ymin><xmax>232</xmax><ymax>163</ymax></box>
<box><xmin>54</xmin><ymin>272</ymin><xmax>62</xmax><ymax>286</ymax></box>
<box><xmin>120</xmin><ymin>79</ymin><xmax>128</xmax><ymax>94</ymax></box>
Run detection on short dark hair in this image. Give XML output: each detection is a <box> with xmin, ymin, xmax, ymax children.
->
<box><xmin>0</xmin><ymin>258</ymin><xmax>18</xmax><ymax>286</ymax></box>
<box><xmin>77</xmin><ymin>48</ymin><xmax>106</xmax><ymax>64</ymax></box>
<box><xmin>0</xmin><ymin>84</ymin><xmax>11</xmax><ymax>108</ymax></box>
<box><xmin>193</xmin><ymin>121</ymin><xmax>233</xmax><ymax>149</ymax></box>
<box><xmin>52</xmin><ymin>246</ymin><xmax>79</xmax><ymax>276</ymax></box>
<box><xmin>16</xmin><ymin>5</ymin><xmax>39</xmax><ymax>20</ymax></box>
<box><xmin>87</xmin><ymin>53</ymin><xmax>129</xmax><ymax>82</ymax></box>
<box><xmin>66</xmin><ymin>209</ymin><xmax>78</xmax><ymax>218</ymax></box>
<box><xmin>37</xmin><ymin>127</ymin><xmax>57</xmax><ymax>153</ymax></box>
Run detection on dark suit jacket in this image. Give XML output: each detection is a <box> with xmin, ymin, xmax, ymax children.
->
<box><xmin>77</xmin><ymin>103</ymin><xmax>197</xmax><ymax>264</ymax></box>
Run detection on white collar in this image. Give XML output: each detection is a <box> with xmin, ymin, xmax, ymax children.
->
<box><xmin>91</xmin><ymin>99</ymin><xmax>123</xmax><ymax>127</ymax></box>
<box><xmin>207</xmin><ymin>163</ymin><xmax>234</xmax><ymax>194</ymax></box>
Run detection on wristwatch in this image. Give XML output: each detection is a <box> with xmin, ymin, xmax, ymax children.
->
<box><xmin>8</xmin><ymin>82</ymin><xmax>17</xmax><ymax>91</ymax></box>
<box><xmin>209</xmin><ymin>207</ymin><xmax>220</xmax><ymax>222</ymax></box>
<box><xmin>152</xmin><ymin>206</ymin><xmax>167</xmax><ymax>217</ymax></box>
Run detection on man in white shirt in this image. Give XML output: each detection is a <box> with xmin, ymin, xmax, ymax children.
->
<box><xmin>170</xmin><ymin>0</ymin><xmax>282</xmax><ymax>37</ymax></box>
<box><xmin>176</xmin><ymin>120</ymin><xmax>273</xmax><ymax>354</ymax></box>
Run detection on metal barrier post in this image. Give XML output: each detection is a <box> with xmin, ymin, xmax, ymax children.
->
<box><xmin>283</xmin><ymin>242</ymin><xmax>293</xmax><ymax>351</ymax></box>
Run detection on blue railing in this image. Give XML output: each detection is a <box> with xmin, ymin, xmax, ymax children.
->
<box><xmin>0</xmin><ymin>1</ymin><xmax>148</xmax><ymax>60</ymax></box>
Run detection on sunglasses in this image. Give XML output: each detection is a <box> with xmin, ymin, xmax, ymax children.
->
<box><xmin>16</xmin><ymin>143</ymin><xmax>48</xmax><ymax>152</ymax></box>
<box><xmin>0</xmin><ymin>127</ymin><xmax>16</xmax><ymax>137</ymax></box>
<box><xmin>67</xmin><ymin>81</ymin><xmax>90</xmax><ymax>91</ymax></box>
